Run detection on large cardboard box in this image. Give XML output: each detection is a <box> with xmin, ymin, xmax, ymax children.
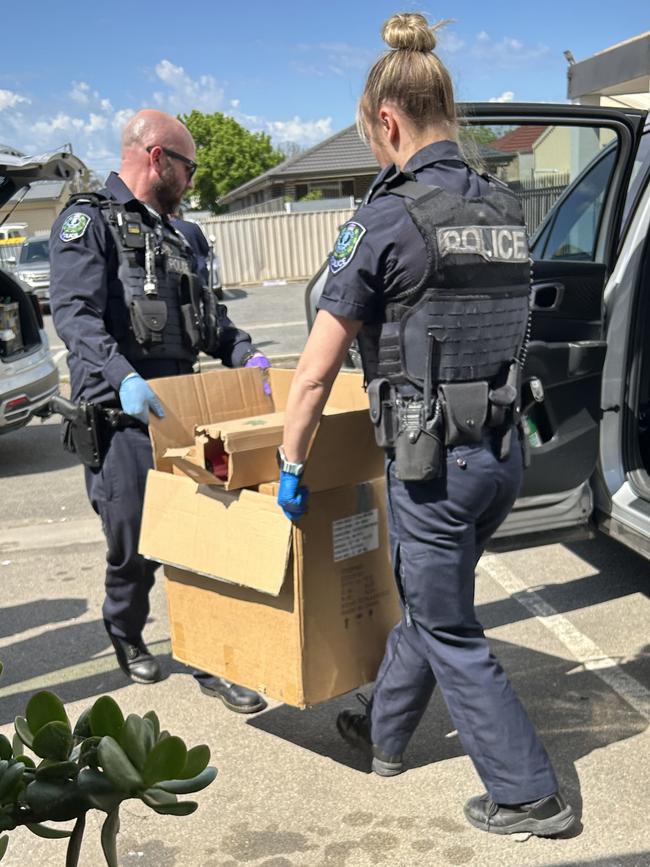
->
<box><xmin>139</xmin><ymin>368</ymin><xmax>400</xmax><ymax>707</ymax></box>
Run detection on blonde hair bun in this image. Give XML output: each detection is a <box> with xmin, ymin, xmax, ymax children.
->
<box><xmin>382</xmin><ymin>12</ymin><xmax>448</xmax><ymax>52</ymax></box>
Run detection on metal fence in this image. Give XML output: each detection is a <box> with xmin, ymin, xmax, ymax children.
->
<box><xmin>197</xmin><ymin>176</ymin><xmax>570</xmax><ymax>286</ymax></box>
<box><xmin>512</xmin><ymin>174</ymin><xmax>570</xmax><ymax>233</ymax></box>
<box><xmin>199</xmin><ymin>207</ymin><xmax>354</xmax><ymax>285</ymax></box>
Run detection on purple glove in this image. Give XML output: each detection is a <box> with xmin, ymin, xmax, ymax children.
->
<box><xmin>245</xmin><ymin>352</ymin><xmax>271</xmax><ymax>395</ymax></box>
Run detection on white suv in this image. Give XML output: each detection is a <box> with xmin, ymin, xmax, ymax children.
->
<box><xmin>0</xmin><ymin>148</ymin><xmax>82</xmax><ymax>434</ymax></box>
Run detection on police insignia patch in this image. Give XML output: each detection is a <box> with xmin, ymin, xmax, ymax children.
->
<box><xmin>60</xmin><ymin>212</ymin><xmax>91</xmax><ymax>242</ymax></box>
<box><xmin>329</xmin><ymin>220</ymin><xmax>366</xmax><ymax>274</ymax></box>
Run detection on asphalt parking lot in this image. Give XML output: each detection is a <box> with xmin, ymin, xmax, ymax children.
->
<box><xmin>0</xmin><ymin>282</ymin><xmax>648</xmax><ymax>866</ymax></box>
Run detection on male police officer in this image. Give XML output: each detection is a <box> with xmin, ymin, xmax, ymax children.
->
<box><xmin>50</xmin><ymin>109</ymin><xmax>268</xmax><ymax>713</ymax></box>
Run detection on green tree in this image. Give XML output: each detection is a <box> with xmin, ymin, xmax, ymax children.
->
<box><xmin>181</xmin><ymin>111</ymin><xmax>284</xmax><ymax>211</ymax></box>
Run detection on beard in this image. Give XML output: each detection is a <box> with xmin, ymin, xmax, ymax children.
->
<box><xmin>152</xmin><ymin>165</ymin><xmax>185</xmax><ymax>215</ymax></box>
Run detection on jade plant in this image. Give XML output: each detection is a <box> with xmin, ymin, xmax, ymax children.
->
<box><xmin>0</xmin><ymin>664</ymin><xmax>217</xmax><ymax>865</ymax></box>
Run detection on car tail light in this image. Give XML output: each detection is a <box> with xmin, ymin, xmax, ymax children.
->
<box><xmin>28</xmin><ymin>293</ymin><xmax>44</xmax><ymax>329</ymax></box>
<box><xmin>6</xmin><ymin>396</ymin><xmax>29</xmax><ymax>411</ymax></box>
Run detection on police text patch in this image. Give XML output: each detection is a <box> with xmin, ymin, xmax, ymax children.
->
<box><xmin>329</xmin><ymin>221</ymin><xmax>366</xmax><ymax>274</ymax></box>
<box><xmin>437</xmin><ymin>225</ymin><xmax>528</xmax><ymax>263</ymax></box>
<box><xmin>60</xmin><ymin>212</ymin><xmax>91</xmax><ymax>243</ymax></box>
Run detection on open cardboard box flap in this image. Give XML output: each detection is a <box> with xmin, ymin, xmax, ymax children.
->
<box><xmin>140</xmin><ymin>469</ymin><xmax>292</xmax><ymax>596</ymax></box>
<box><xmin>148</xmin><ymin>367</ymin><xmax>382</xmax><ymax>492</ymax></box>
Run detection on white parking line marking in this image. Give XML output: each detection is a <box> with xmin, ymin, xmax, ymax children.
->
<box><xmin>52</xmin><ymin>349</ymin><xmax>68</xmax><ymax>364</ymax></box>
<box><xmin>481</xmin><ymin>554</ymin><xmax>650</xmax><ymax>721</ymax></box>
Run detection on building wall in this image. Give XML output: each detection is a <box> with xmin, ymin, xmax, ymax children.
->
<box><xmin>533</xmin><ymin>126</ymin><xmax>572</xmax><ymax>177</ymax></box>
<box><xmin>0</xmin><ymin>198</ymin><xmax>66</xmax><ymax>238</ymax></box>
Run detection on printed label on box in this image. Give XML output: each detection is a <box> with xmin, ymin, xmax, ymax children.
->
<box><xmin>332</xmin><ymin>509</ymin><xmax>379</xmax><ymax>562</ymax></box>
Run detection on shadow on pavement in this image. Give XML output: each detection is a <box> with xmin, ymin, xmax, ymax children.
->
<box><xmin>541</xmin><ymin>857</ymin><xmax>650</xmax><ymax>867</ymax></box>
<box><xmin>249</xmin><ymin>638</ymin><xmax>648</xmax><ymax>828</ymax></box>
<box><xmin>0</xmin><ymin>421</ymin><xmax>78</xmax><ymax>477</ymax></box>
<box><xmin>222</xmin><ymin>287</ymin><xmax>248</xmax><ymax>301</ymax></box>
<box><xmin>0</xmin><ymin>598</ymin><xmax>87</xmax><ymax>639</ymax></box>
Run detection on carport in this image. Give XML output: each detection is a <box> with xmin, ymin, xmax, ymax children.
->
<box><xmin>568</xmin><ymin>31</ymin><xmax>650</xmax><ymax>109</ymax></box>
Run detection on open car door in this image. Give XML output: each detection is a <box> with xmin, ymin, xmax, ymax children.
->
<box><xmin>460</xmin><ymin>103</ymin><xmax>647</xmax><ymax>541</ymax></box>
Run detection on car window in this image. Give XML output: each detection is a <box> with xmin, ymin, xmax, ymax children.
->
<box><xmin>462</xmin><ymin>122</ymin><xmax>622</xmax><ymax>263</ymax></box>
<box><xmin>19</xmin><ymin>239</ymin><xmax>49</xmax><ymax>263</ymax></box>
<box><xmin>537</xmin><ymin>146</ymin><xmax>616</xmax><ymax>261</ymax></box>
<box><xmin>622</xmin><ymin>131</ymin><xmax>650</xmax><ymax>224</ymax></box>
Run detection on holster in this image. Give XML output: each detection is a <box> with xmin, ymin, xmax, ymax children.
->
<box><xmin>129</xmin><ymin>297</ymin><xmax>167</xmax><ymax>347</ymax></box>
<box><xmin>59</xmin><ymin>401</ymin><xmax>104</xmax><ymax>469</ymax></box>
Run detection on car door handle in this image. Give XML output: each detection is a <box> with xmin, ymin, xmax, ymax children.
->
<box><xmin>530</xmin><ymin>282</ymin><xmax>565</xmax><ymax>311</ymax></box>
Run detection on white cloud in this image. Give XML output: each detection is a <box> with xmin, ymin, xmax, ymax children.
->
<box><xmin>153</xmin><ymin>60</ymin><xmax>224</xmax><ymax>114</ymax></box>
<box><xmin>264</xmin><ymin>116</ymin><xmax>333</xmax><ymax>146</ymax></box>
<box><xmin>295</xmin><ymin>42</ymin><xmax>374</xmax><ymax>78</ymax></box>
<box><xmin>0</xmin><ymin>61</ymin><xmax>333</xmax><ymax>174</ymax></box>
<box><xmin>489</xmin><ymin>91</ymin><xmax>515</xmax><ymax>103</ymax></box>
<box><xmin>69</xmin><ymin>81</ymin><xmax>91</xmax><ymax>104</ymax></box>
<box><xmin>0</xmin><ymin>89</ymin><xmax>29</xmax><ymax>111</ymax></box>
<box><xmin>437</xmin><ymin>31</ymin><xmax>465</xmax><ymax>54</ymax></box>
<box><xmin>469</xmin><ymin>32</ymin><xmax>549</xmax><ymax>66</ymax></box>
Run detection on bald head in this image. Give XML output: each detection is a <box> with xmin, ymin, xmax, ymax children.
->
<box><xmin>121</xmin><ymin>109</ymin><xmax>194</xmax><ymax>159</ymax></box>
<box><xmin>118</xmin><ymin>109</ymin><xmax>196</xmax><ymax>215</ymax></box>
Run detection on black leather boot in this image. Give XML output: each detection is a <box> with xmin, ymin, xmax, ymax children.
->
<box><xmin>198</xmin><ymin>677</ymin><xmax>267</xmax><ymax>713</ymax></box>
<box><xmin>464</xmin><ymin>792</ymin><xmax>576</xmax><ymax>836</ymax></box>
<box><xmin>109</xmin><ymin>634</ymin><xmax>162</xmax><ymax>684</ymax></box>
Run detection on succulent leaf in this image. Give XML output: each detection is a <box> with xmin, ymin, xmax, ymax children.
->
<box><xmin>97</xmin><ymin>737</ymin><xmax>143</xmax><ymax>795</ymax></box>
<box><xmin>100</xmin><ymin>808</ymin><xmax>120</xmax><ymax>867</ymax></box>
<box><xmin>0</xmin><ymin>738</ymin><xmax>12</xmax><ymax>763</ymax></box>
<box><xmin>26</xmin><ymin>692</ymin><xmax>69</xmax><ymax>736</ymax></box>
<box><xmin>179</xmin><ymin>744</ymin><xmax>210</xmax><ymax>780</ymax></box>
<box><xmin>90</xmin><ymin>697</ymin><xmax>124</xmax><ymax>740</ymax></box>
<box><xmin>156</xmin><ymin>766</ymin><xmax>217</xmax><ymax>795</ymax></box>
<box><xmin>14</xmin><ymin>717</ymin><xmax>34</xmax><ymax>750</ymax></box>
<box><xmin>118</xmin><ymin>715</ymin><xmax>149</xmax><ymax>772</ymax></box>
<box><xmin>26</xmin><ymin>822</ymin><xmax>72</xmax><ymax>839</ymax></box>
<box><xmin>32</xmin><ymin>722</ymin><xmax>74</xmax><ymax>762</ymax></box>
<box><xmin>142</xmin><ymin>736</ymin><xmax>187</xmax><ymax>788</ymax></box>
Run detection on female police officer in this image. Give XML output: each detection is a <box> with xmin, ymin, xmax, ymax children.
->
<box><xmin>277</xmin><ymin>12</ymin><xmax>575</xmax><ymax>837</ymax></box>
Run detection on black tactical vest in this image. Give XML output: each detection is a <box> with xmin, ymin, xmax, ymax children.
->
<box><xmin>359</xmin><ymin>175</ymin><xmax>531</xmax><ymax>390</ymax></box>
<box><xmin>360</xmin><ymin>173</ymin><xmax>532</xmax><ymax>479</ymax></box>
<box><xmin>67</xmin><ymin>192</ymin><xmax>219</xmax><ymax>365</ymax></box>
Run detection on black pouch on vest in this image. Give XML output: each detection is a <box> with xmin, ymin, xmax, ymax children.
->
<box><xmin>130</xmin><ymin>297</ymin><xmax>167</xmax><ymax>346</ymax></box>
<box><xmin>438</xmin><ymin>382</ymin><xmax>488</xmax><ymax>446</ymax></box>
<box><xmin>394</xmin><ymin>414</ymin><xmax>443</xmax><ymax>482</ymax></box>
<box><xmin>367</xmin><ymin>377</ymin><xmax>396</xmax><ymax>447</ymax></box>
<box><xmin>180</xmin><ymin>303</ymin><xmax>201</xmax><ymax>351</ymax></box>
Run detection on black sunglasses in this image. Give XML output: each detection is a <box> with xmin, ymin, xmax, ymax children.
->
<box><xmin>146</xmin><ymin>145</ymin><xmax>197</xmax><ymax>178</ymax></box>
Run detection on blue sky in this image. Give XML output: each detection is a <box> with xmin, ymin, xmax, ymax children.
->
<box><xmin>1</xmin><ymin>0</ymin><xmax>648</xmax><ymax>175</ymax></box>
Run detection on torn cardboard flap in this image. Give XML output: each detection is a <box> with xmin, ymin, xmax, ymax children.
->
<box><xmin>149</xmin><ymin>367</ymin><xmax>272</xmax><ymax>471</ymax></box>
<box><xmin>140</xmin><ymin>470</ymin><xmax>292</xmax><ymax>596</ymax></box>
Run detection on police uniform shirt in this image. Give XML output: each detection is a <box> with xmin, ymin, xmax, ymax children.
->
<box><xmin>50</xmin><ymin>173</ymin><xmax>254</xmax><ymax>405</ymax></box>
<box><xmin>318</xmin><ymin>140</ymin><xmax>490</xmax><ymax>325</ymax></box>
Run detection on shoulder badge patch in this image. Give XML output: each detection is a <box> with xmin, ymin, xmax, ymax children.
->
<box><xmin>60</xmin><ymin>212</ymin><xmax>91</xmax><ymax>242</ymax></box>
<box><xmin>329</xmin><ymin>220</ymin><xmax>366</xmax><ymax>274</ymax></box>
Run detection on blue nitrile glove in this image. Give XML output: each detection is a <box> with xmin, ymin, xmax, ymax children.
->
<box><xmin>245</xmin><ymin>352</ymin><xmax>272</xmax><ymax>395</ymax></box>
<box><xmin>118</xmin><ymin>373</ymin><xmax>165</xmax><ymax>425</ymax></box>
<box><xmin>277</xmin><ymin>471</ymin><xmax>309</xmax><ymax>520</ymax></box>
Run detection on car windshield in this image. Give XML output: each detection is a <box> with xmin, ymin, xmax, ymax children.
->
<box><xmin>19</xmin><ymin>239</ymin><xmax>49</xmax><ymax>263</ymax></box>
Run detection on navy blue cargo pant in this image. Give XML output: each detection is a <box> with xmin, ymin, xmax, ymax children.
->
<box><xmin>85</xmin><ymin>425</ymin><xmax>156</xmax><ymax>642</ymax></box>
<box><xmin>370</xmin><ymin>435</ymin><xmax>559</xmax><ymax>805</ymax></box>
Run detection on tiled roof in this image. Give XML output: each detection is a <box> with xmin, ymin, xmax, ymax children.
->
<box><xmin>220</xmin><ymin>125</ymin><xmax>378</xmax><ymax>203</ymax></box>
<box><xmin>276</xmin><ymin>125</ymin><xmax>377</xmax><ymax>175</ymax></box>
<box><xmin>491</xmin><ymin>125</ymin><xmax>548</xmax><ymax>154</ymax></box>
